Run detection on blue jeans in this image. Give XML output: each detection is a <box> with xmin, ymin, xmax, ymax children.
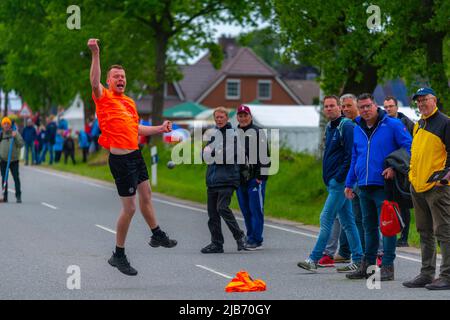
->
<box><xmin>359</xmin><ymin>187</ymin><xmax>396</xmax><ymax>266</ymax></box>
<box><xmin>39</xmin><ymin>142</ymin><xmax>54</xmax><ymax>164</ymax></box>
<box><xmin>237</xmin><ymin>179</ymin><xmax>266</xmax><ymax>245</ymax></box>
<box><xmin>310</xmin><ymin>179</ymin><xmax>363</xmax><ymax>263</ymax></box>
<box><xmin>24</xmin><ymin>142</ymin><xmax>36</xmax><ymax>165</ymax></box>
<box><xmin>324</xmin><ymin>189</ymin><xmax>367</xmax><ymax>258</ymax></box>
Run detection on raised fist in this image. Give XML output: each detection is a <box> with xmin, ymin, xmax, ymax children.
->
<box><xmin>161</xmin><ymin>120</ymin><xmax>172</xmax><ymax>133</ymax></box>
<box><xmin>87</xmin><ymin>38</ymin><xmax>100</xmax><ymax>53</ymax></box>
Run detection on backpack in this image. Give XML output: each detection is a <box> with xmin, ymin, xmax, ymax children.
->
<box><xmin>336</xmin><ymin>117</ymin><xmax>355</xmax><ymax>146</ymax></box>
<box><xmin>380</xmin><ymin>200</ymin><xmax>405</xmax><ymax>237</ymax></box>
<box><xmin>325</xmin><ymin>117</ymin><xmax>355</xmax><ymax>147</ymax></box>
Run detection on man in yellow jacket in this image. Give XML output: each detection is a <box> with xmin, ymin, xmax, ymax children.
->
<box><xmin>404</xmin><ymin>87</ymin><xmax>450</xmax><ymax>290</ymax></box>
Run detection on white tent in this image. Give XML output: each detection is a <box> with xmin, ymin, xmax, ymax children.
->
<box><xmin>63</xmin><ymin>94</ymin><xmax>85</xmax><ymax>132</ymax></box>
<box><xmin>232</xmin><ymin>104</ymin><xmax>321</xmax><ymax>154</ymax></box>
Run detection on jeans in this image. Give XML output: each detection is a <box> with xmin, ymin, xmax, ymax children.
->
<box><xmin>237</xmin><ymin>179</ymin><xmax>266</xmax><ymax>245</ymax></box>
<box><xmin>207</xmin><ymin>187</ymin><xmax>244</xmax><ymax>246</ymax></box>
<box><xmin>310</xmin><ymin>179</ymin><xmax>363</xmax><ymax>263</ymax></box>
<box><xmin>39</xmin><ymin>142</ymin><xmax>54</xmax><ymax>164</ymax></box>
<box><xmin>359</xmin><ymin>187</ymin><xmax>396</xmax><ymax>266</ymax></box>
<box><xmin>24</xmin><ymin>142</ymin><xmax>36</xmax><ymax>165</ymax></box>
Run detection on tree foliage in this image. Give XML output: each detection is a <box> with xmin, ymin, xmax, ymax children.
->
<box><xmin>274</xmin><ymin>0</ymin><xmax>449</xmax><ymax>110</ymax></box>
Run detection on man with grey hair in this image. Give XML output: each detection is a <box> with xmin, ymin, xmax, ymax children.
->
<box><xmin>403</xmin><ymin>88</ymin><xmax>450</xmax><ymax>290</ymax></box>
<box><xmin>201</xmin><ymin>107</ymin><xmax>247</xmax><ymax>254</ymax></box>
<box><xmin>318</xmin><ymin>93</ymin><xmax>366</xmax><ymax>271</ymax></box>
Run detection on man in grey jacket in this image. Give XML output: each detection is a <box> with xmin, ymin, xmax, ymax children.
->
<box><xmin>1</xmin><ymin>117</ymin><xmax>24</xmax><ymax>203</ymax></box>
<box><xmin>201</xmin><ymin>107</ymin><xmax>247</xmax><ymax>254</ymax></box>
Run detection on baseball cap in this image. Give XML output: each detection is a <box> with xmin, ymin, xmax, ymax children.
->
<box><xmin>1</xmin><ymin>117</ymin><xmax>12</xmax><ymax>126</ymax></box>
<box><xmin>237</xmin><ymin>105</ymin><xmax>251</xmax><ymax>115</ymax></box>
<box><xmin>412</xmin><ymin>87</ymin><xmax>436</xmax><ymax>100</ymax></box>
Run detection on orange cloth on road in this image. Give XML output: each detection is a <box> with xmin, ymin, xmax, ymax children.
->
<box><xmin>92</xmin><ymin>88</ymin><xmax>139</xmax><ymax>150</ymax></box>
<box><xmin>225</xmin><ymin>270</ymin><xmax>266</xmax><ymax>292</ymax></box>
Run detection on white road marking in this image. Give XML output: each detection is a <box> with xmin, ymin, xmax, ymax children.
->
<box><xmin>195</xmin><ymin>265</ymin><xmax>233</xmax><ymax>279</ymax></box>
<box><xmin>153</xmin><ymin>198</ymin><xmax>206</xmax><ymax>213</ymax></box>
<box><xmin>29</xmin><ymin>166</ymin><xmax>429</xmax><ymax>263</ymax></box>
<box><xmin>41</xmin><ymin>202</ymin><xmax>58</xmax><ymax>210</ymax></box>
<box><xmin>27</xmin><ymin>167</ymin><xmax>115</xmax><ymax>191</ymax></box>
<box><xmin>95</xmin><ymin>224</ymin><xmax>117</xmax><ymax>234</ymax></box>
<box><xmin>396</xmin><ymin>254</ymin><xmax>422</xmax><ymax>263</ymax></box>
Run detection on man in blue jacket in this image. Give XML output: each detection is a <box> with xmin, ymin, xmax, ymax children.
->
<box><xmin>21</xmin><ymin>119</ymin><xmax>37</xmax><ymax>165</ymax></box>
<box><xmin>297</xmin><ymin>95</ymin><xmax>363</xmax><ymax>272</ymax></box>
<box><xmin>345</xmin><ymin>93</ymin><xmax>412</xmax><ymax>281</ymax></box>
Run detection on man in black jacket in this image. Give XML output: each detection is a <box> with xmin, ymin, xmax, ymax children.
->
<box><xmin>384</xmin><ymin>96</ymin><xmax>414</xmax><ymax>247</ymax></box>
<box><xmin>235</xmin><ymin>105</ymin><xmax>270</xmax><ymax>250</ymax></box>
<box><xmin>201</xmin><ymin>107</ymin><xmax>247</xmax><ymax>254</ymax></box>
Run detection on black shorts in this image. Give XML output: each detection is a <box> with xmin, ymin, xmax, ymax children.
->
<box><xmin>108</xmin><ymin>150</ymin><xmax>149</xmax><ymax>197</ymax></box>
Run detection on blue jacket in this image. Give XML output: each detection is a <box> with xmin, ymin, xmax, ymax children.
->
<box><xmin>78</xmin><ymin>131</ymin><xmax>90</xmax><ymax>148</ymax></box>
<box><xmin>346</xmin><ymin>109</ymin><xmax>412</xmax><ymax>188</ymax></box>
<box><xmin>54</xmin><ymin>134</ymin><xmax>64</xmax><ymax>152</ymax></box>
<box><xmin>22</xmin><ymin>125</ymin><xmax>37</xmax><ymax>144</ymax></box>
<box><xmin>323</xmin><ymin>116</ymin><xmax>354</xmax><ymax>186</ymax></box>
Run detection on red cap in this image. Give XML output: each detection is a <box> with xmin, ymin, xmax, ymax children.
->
<box><xmin>237</xmin><ymin>105</ymin><xmax>251</xmax><ymax>115</ymax></box>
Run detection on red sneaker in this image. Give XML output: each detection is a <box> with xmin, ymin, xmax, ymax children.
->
<box><xmin>318</xmin><ymin>255</ymin><xmax>335</xmax><ymax>268</ymax></box>
<box><xmin>376</xmin><ymin>255</ymin><xmax>383</xmax><ymax>267</ymax></box>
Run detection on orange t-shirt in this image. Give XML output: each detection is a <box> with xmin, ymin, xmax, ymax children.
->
<box><xmin>92</xmin><ymin>88</ymin><xmax>139</xmax><ymax>150</ymax></box>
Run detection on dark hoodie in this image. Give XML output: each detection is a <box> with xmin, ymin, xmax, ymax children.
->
<box><xmin>204</xmin><ymin>122</ymin><xmax>241</xmax><ymax>189</ymax></box>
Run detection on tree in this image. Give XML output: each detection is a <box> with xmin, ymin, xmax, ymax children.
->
<box><xmin>98</xmin><ymin>0</ymin><xmax>271</xmax><ymax>128</ymax></box>
<box><xmin>237</xmin><ymin>26</ymin><xmax>284</xmax><ymax>68</ymax></box>
<box><xmin>376</xmin><ymin>0</ymin><xmax>450</xmax><ymax>110</ymax></box>
<box><xmin>274</xmin><ymin>0</ymin><xmax>387</xmax><ymax>96</ymax></box>
<box><xmin>274</xmin><ymin>0</ymin><xmax>449</xmax><ymax>110</ymax></box>
<box><xmin>0</xmin><ymin>0</ymin><xmax>271</xmax><ymax>125</ymax></box>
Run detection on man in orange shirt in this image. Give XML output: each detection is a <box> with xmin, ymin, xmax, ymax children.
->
<box><xmin>88</xmin><ymin>38</ymin><xmax>177</xmax><ymax>276</ymax></box>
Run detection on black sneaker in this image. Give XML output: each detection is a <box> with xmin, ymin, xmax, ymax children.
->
<box><xmin>201</xmin><ymin>243</ymin><xmax>224</xmax><ymax>254</ymax></box>
<box><xmin>236</xmin><ymin>235</ymin><xmax>249</xmax><ymax>251</ymax></box>
<box><xmin>149</xmin><ymin>231</ymin><xmax>177</xmax><ymax>248</ymax></box>
<box><xmin>16</xmin><ymin>196</ymin><xmax>22</xmax><ymax>203</ymax></box>
<box><xmin>346</xmin><ymin>260</ymin><xmax>370</xmax><ymax>280</ymax></box>
<box><xmin>108</xmin><ymin>252</ymin><xmax>138</xmax><ymax>276</ymax></box>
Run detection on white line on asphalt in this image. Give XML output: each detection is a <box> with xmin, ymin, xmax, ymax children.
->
<box><xmin>29</xmin><ymin>166</ymin><xmax>428</xmax><ymax>263</ymax></box>
<box><xmin>27</xmin><ymin>167</ymin><xmax>115</xmax><ymax>191</ymax></box>
<box><xmin>153</xmin><ymin>198</ymin><xmax>207</xmax><ymax>213</ymax></box>
<box><xmin>195</xmin><ymin>265</ymin><xmax>233</xmax><ymax>279</ymax></box>
<box><xmin>95</xmin><ymin>224</ymin><xmax>117</xmax><ymax>234</ymax></box>
<box><xmin>396</xmin><ymin>254</ymin><xmax>422</xmax><ymax>263</ymax></box>
<box><xmin>41</xmin><ymin>202</ymin><xmax>58</xmax><ymax>210</ymax></box>
<box><xmin>153</xmin><ymin>198</ymin><xmax>318</xmax><ymax>238</ymax></box>
<box><xmin>261</xmin><ymin>223</ymin><xmax>318</xmax><ymax>239</ymax></box>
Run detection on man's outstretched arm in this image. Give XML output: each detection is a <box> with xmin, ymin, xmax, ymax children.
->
<box><xmin>88</xmin><ymin>38</ymin><xmax>103</xmax><ymax>99</ymax></box>
<box><xmin>138</xmin><ymin>121</ymin><xmax>172</xmax><ymax>136</ymax></box>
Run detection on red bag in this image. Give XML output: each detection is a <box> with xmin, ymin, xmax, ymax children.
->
<box><xmin>380</xmin><ymin>200</ymin><xmax>405</xmax><ymax>237</ymax></box>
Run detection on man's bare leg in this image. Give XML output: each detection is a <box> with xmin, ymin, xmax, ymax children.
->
<box><xmin>137</xmin><ymin>180</ymin><xmax>158</xmax><ymax>229</ymax></box>
<box><xmin>116</xmin><ymin>196</ymin><xmax>136</xmax><ymax>247</ymax></box>
<box><xmin>137</xmin><ymin>180</ymin><xmax>177</xmax><ymax>248</ymax></box>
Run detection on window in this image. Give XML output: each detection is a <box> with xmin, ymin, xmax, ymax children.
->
<box><xmin>226</xmin><ymin>79</ymin><xmax>241</xmax><ymax>100</ymax></box>
<box><xmin>258</xmin><ymin>80</ymin><xmax>272</xmax><ymax>100</ymax></box>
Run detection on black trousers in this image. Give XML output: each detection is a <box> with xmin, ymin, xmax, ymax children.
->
<box><xmin>64</xmin><ymin>150</ymin><xmax>76</xmax><ymax>164</ymax></box>
<box><xmin>82</xmin><ymin>147</ymin><xmax>89</xmax><ymax>163</ymax></box>
<box><xmin>1</xmin><ymin>160</ymin><xmax>21</xmax><ymax>201</ymax></box>
<box><xmin>207</xmin><ymin>187</ymin><xmax>244</xmax><ymax>246</ymax></box>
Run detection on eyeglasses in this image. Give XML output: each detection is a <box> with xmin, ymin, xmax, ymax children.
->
<box><xmin>415</xmin><ymin>97</ymin><xmax>433</xmax><ymax>104</ymax></box>
<box><xmin>358</xmin><ymin>104</ymin><xmax>373</xmax><ymax>110</ymax></box>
